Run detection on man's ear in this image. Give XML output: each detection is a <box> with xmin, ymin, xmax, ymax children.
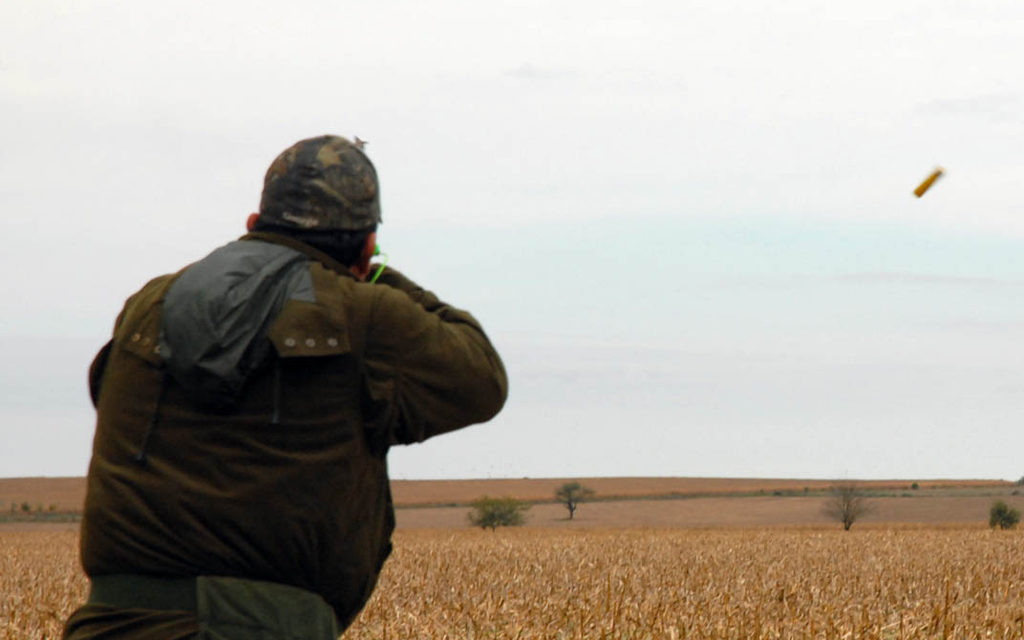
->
<box><xmin>352</xmin><ymin>232</ymin><xmax>378</xmax><ymax>281</ymax></box>
<box><xmin>246</xmin><ymin>213</ymin><xmax>259</xmax><ymax>231</ymax></box>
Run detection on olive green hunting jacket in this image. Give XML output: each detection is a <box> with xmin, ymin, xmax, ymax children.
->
<box><xmin>65</xmin><ymin>232</ymin><xmax>507</xmax><ymax>638</ymax></box>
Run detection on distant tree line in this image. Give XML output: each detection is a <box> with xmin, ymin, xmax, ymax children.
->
<box><xmin>467</xmin><ymin>480</ymin><xmax>1021</xmax><ymax>530</ymax></box>
<box><xmin>8</xmin><ymin>501</ymin><xmax>58</xmax><ymax>513</ymax></box>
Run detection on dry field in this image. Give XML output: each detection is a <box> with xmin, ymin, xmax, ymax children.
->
<box><xmin>0</xmin><ymin>479</ymin><xmax>86</xmax><ymax>513</ymax></box>
<box><xmin>1</xmin><ymin>526</ymin><xmax>84</xmax><ymax>640</ymax></box>
<box><xmin>5</xmin><ymin>525</ymin><xmax>1024</xmax><ymax>639</ymax></box>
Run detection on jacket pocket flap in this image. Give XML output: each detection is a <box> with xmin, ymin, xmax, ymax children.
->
<box><xmin>268</xmin><ymin>301</ymin><xmax>351</xmax><ymax>357</ymax></box>
<box><xmin>115</xmin><ymin>307</ymin><xmax>164</xmax><ymax>365</ymax></box>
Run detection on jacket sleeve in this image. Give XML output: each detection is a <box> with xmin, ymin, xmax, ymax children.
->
<box><xmin>88</xmin><ymin>341</ymin><xmax>113</xmax><ymax>407</ymax></box>
<box><xmin>88</xmin><ymin>303</ymin><xmax>131</xmax><ymax>407</ymax></box>
<box><xmin>362</xmin><ymin>267</ymin><xmax>508</xmax><ymax>445</ymax></box>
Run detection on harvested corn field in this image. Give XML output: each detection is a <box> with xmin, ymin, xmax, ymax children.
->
<box><xmin>1</xmin><ymin>528</ymin><xmax>84</xmax><ymax>640</ymax></box>
<box><xmin>5</xmin><ymin>525</ymin><xmax>1024</xmax><ymax>639</ymax></box>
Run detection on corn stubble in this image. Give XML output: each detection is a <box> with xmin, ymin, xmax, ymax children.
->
<box><xmin>4</xmin><ymin>527</ymin><xmax>1024</xmax><ymax>639</ymax></box>
<box><xmin>1</xmin><ymin>530</ymin><xmax>85</xmax><ymax>640</ymax></box>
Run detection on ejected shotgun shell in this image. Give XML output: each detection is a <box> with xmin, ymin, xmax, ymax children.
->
<box><xmin>913</xmin><ymin>167</ymin><xmax>944</xmax><ymax>198</ymax></box>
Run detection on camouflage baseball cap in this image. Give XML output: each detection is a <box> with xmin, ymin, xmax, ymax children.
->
<box><xmin>258</xmin><ymin>135</ymin><xmax>381</xmax><ymax>231</ymax></box>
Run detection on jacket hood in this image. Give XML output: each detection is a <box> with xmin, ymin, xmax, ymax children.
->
<box><xmin>159</xmin><ymin>239</ymin><xmax>315</xmax><ymax>410</ymax></box>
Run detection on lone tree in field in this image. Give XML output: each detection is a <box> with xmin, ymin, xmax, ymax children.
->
<box><xmin>989</xmin><ymin>500</ymin><xmax>1020</xmax><ymax>530</ymax></box>
<box><xmin>467</xmin><ymin>496</ymin><xmax>530</xmax><ymax>531</ymax></box>
<box><xmin>555</xmin><ymin>482</ymin><xmax>595</xmax><ymax>520</ymax></box>
<box><xmin>823</xmin><ymin>483</ymin><xmax>872</xmax><ymax>531</ymax></box>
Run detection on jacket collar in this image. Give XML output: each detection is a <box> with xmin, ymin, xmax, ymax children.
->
<box><xmin>240</xmin><ymin>231</ymin><xmax>357</xmax><ymax>279</ymax></box>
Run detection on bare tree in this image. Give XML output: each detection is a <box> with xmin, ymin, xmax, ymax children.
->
<box><xmin>555</xmin><ymin>482</ymin><xmax>595</xmax><ymax>520</ymax></box>
<box><xmin>823</xmin><ymin>483</ymin><xmax>872</xmax><ymax>530</ymax></box>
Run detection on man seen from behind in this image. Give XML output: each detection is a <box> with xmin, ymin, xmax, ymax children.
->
<box><xmin>63</xmin><ymin>135</ymin><xmax>508</xmax><ymax>639</ymax></box>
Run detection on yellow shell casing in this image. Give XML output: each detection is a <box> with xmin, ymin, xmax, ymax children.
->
<box><xmin>913</xmin><ymin>167</ymin><xmax>944</xmax><ymax>198</ymax></box>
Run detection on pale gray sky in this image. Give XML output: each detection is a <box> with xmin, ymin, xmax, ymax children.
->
<box><xmin>2</xmin><ymin>0</ymin><xmax>1023</xmax><ymax>480</ymax></box>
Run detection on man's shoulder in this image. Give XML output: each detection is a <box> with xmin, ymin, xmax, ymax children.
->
<box><xmin>300</xmin><ymin>263</ymin><xmax>432</xmax><ymax>341</ymax></box>
<box><xmin>121</xmin><ymin>272</ymin><xmax>181</xmax><ymax>323</ymax></box>
<box><xmin>105</xmin><ymin>272</ymin><xmax>182</xmax><ymax>363</ymax></box>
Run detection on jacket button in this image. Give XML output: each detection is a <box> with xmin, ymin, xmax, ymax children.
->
<box><xmin>131</xmin><ymin>333</ymin><xmax>141</xmax><ymax>342</ymax></box>
<box><xmin>284</xmin><ymin>338</ymin><xmax>297</xmax><ymax>348</ymax></box>
<box><xmin>327</xmin><ymin>338</ymin><xmax>339</xmax><ymax>347</ymax></box>
<box><xmin>305</xmin><ymin>338</ymin><xmax>317</xmax><ymax>347</ymax></box>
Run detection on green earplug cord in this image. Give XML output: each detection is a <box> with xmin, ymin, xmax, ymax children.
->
<box><xmin>369</xmin><ymin>244</ymin><xmax>388</xmax><ymax>284</ymax></box>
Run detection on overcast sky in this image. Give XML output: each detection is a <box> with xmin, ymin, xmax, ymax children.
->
<box><xmin>2</xmin><ymin>0</ymin><xmax>1023</xmax><ymax>481</ymax></box>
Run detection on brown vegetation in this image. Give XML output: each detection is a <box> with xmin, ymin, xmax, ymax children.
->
<box><xmin>7</xmin><ymin>526</ymin><xmax>1024</xmax><ymax>639</ymax></box>
<box><xmin>350</xmin><ymin>527</ymin><xmax>1024</xmax><ymax>639</ymax></box>
<box><xmin>1</xmin><ymin>528</ymin><xmax>85</xmax><ymax>639</ymax></box>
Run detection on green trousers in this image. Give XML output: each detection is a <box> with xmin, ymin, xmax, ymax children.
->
<box><xmin>64</xmin><ymin>575</ymin><xmax>340</xmax><ymax>640</ymax></box>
